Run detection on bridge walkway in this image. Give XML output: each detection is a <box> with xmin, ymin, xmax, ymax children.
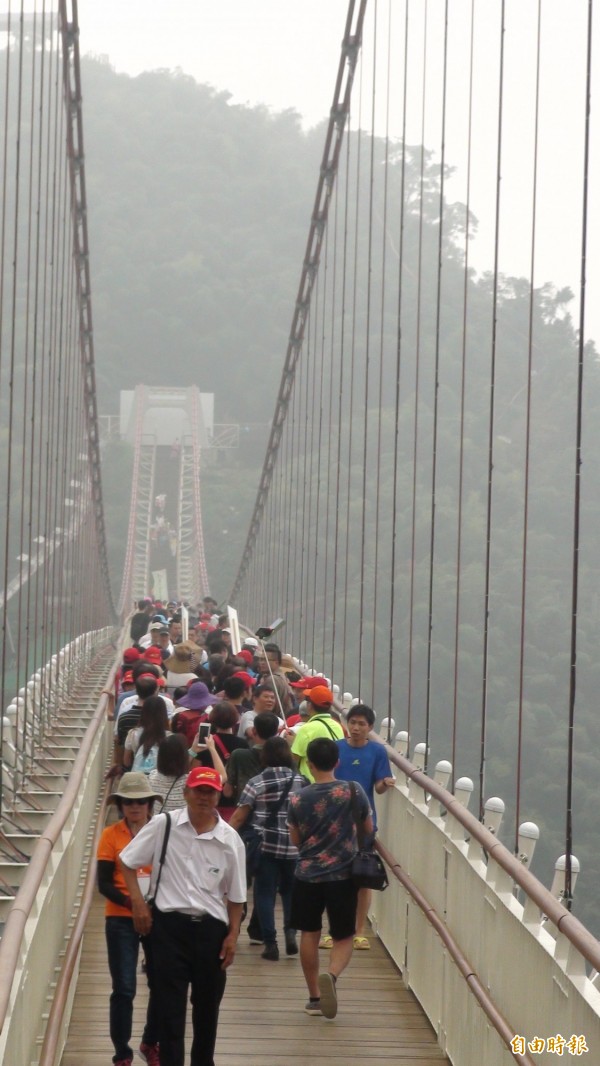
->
<box><xmin>61</xmin><ymin>893</ymin><xmax>448</xmax><ymax>1066</ymax></box>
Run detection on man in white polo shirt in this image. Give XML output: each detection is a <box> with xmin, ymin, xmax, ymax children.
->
<box><xmin>120</xmin><ymin>766</ymin><xmax>246</xmax><ymax>1066</ymax></box>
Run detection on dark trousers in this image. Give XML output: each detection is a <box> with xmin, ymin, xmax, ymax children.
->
<box><xmin>151</xmin><ymin>908</ymin><xmax>228</xmax><ymax>1066</ymax></box>
<box><xmin>253</xmin><ymin>853</ymin><xmax>296</xmax><ymax>944</ymax></box>
<box><xmin>105</xmin><ymin>916</ymin><xmax>158</xmax><ymax>1063</ymax></box>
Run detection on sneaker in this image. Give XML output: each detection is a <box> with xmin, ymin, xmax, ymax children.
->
<box><xmin>261</xmin><ymin>942</ymin><xmax>279</xmax><ymax>961</ymax></box>
<box><xmin>304</xmin><ymin>998</ymin><xmax>322</xmax><ymax>1015</ymax></box>
<box><xmin>139</xmin><ymin>1044</ymin><xmax>160</xmax><ymax>1066</ymax></box>
<box><xmin>285</xmin><ymin>930</ymin><xmax>298</xmax><ymax>955</ymax></box>
<box><xmin>318</xmin><ymin>934</ymin><xmax>333</xmax><ymax>949</ymax></box>
<box><xmin>353</xmin><ymin>935</ymin><xmax>370</xmax><ymax>950</ymax></box>
<box><xmin>318</xmin><ymin>972</ymin><xmax>338</xmax><ymax>1019</ymax></box>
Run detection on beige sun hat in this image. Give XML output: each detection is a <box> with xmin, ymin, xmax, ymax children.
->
<box><xmin>164</xmin><ymin>640</ymin><xmax>201</xmax><ymax>673</ymax></box>
<box><xmin>108</xmin><ymin>772</ymin><xmax>162</xmax><ymax>803</ymax></box>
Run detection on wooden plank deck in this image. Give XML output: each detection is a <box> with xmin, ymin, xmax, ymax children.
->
<box><xmin>61</xmin><ymin>894</ymin><xmax>449</xmax><ymax>1065</ymax></box>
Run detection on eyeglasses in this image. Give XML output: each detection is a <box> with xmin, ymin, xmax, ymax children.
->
<box><xmin>121</xmin><ymin>797</ymin><xmax>151</xmax><ymax>806</ymax></box>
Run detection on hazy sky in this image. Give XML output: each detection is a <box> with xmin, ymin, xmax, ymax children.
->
<box><xmin>74</xmin><ymin>0</ymin><xmax>598</xmax><ymax>343</ymax></box>
<box><xmin>77</xmin><ymin>0</ymin><xmax>349</xmax><ymax>129</ymax></box>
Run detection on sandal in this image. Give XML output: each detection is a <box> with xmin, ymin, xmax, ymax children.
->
<box><xmin>353</xmin><ymin>936</ymin><xmax>370</xmax><ymax>949</ymax></box>
<box><xmin>319</xmin><ymin>934</ymin><xmax>333</xmax><ymax>948</ymax></box>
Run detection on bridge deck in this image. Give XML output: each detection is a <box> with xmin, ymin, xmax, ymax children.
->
<box><xmin>61</xmin><ymin>894</ymin><xmax>448</xmax><ymax>1065</ymax></box>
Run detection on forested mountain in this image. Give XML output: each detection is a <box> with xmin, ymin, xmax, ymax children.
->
<box><xmin>87</xmin><ymin>59</ymin><xmax>600</xmax><ymax>935</ymax></box>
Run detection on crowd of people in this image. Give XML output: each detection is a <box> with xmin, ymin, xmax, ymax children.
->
<box><xmin>98</xmin><ymin>595</ymin><xmax>396</xmax><ymax>1066</ymax></box>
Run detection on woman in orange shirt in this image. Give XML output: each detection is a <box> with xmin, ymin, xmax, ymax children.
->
<box><xmin>97</xmin><ymin>773</ymin><xmax>162</xmax><ymax>1066</ymax></box>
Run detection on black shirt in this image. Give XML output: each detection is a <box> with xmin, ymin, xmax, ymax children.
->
<box><xmin>130</xmin><ymin>611</ymin><xmax>150</xmax><ymax>641</ymax></box>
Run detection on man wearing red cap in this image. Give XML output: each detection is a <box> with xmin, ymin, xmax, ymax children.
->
<box><xmin>290</xmin><ymin>686</ymin><xmax>345</xmax><ymax>781</ymax></box>
<box><xmin>120</xmin><ymin>766</ymin><xmax>246</xmax><ymax>1066</ymax></box>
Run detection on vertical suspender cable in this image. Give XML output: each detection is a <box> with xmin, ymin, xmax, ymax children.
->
<box><xmin>321</xmin><ymin>180</ymin><xmax>341</xmax><ymax>672</ymax></box>
<box><xmin>423</xmin><ymin>0</ymin><xmax>449</xmax><ymax>768</ymax></box>
<box><xmin>451</xmin><ymin>0</ymin><xmax>475</xmax><ymax>783</ymax></box>
<box><xmin>406</xmin><ymin>0</ymin><xmax>429</xmax><ymax>744</ymax></box>
<box><xmin>298</xmin><ymin>300</ymin><xmax>312</xmax><ymax>657</ymax></box>
<box><xmin>42</xmin><ymin>31</ymin><xmax>62</xmax><ymax>686</ymax></box>
<box><xmin>340</xmin><ymin>61</ymin><xmax>363</xmax><ymax>690</ymax></box>
<box><xmin>310</xmin><ymin>225</ymin><xmax>330</xmax><ymax>669</ymax></box>
<box><xmin>370</xmin><ymin>0</ymin><xmax>392</xmax><ymax>707</ymax></box>
<box><xmin>386</xmin><ymin>0</ymin><xmax>410</xmax><ymax>740</ymax></box>
<box><xmin>303</xmin><ymin>276</ymin><xmax>319</xmax><ymax>657</ymax></box>
<box><xmin>479</xmin><ymin>0</ymin><xmax>506</xmax><ymax>818</ymax></box>
<box><xmin>330</xmin><ymin>121</ymin><xmax>352</xmax><ymax>686</ymax></box>
<box><xmin>565</xmin><ymin>0</ymin><xmax>594</xmax><ymax>907</ymax></box>
<box><xmin>357</xmin><ymin>0</ymin><xmax>377</xmax><ymax>697</ymax></box>
<box><xmin>515</xmin><ymin>0</ymin><xmax>543</xmax><ymax>849</ymax></box>
<box><xmin>290</xmin><ymin>330</ymin><xmax>305</xmax><ymax>650</ymax></box>
<box><xmin>283</xmin><ymin>378</ymin><xmax>296</xmax><ymax>641</ymax></box>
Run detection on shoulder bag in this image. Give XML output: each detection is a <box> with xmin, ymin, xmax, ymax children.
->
<box><xmin>349</xmin><ymin>782</ymin><xmax>388</xmax><ymax>891</ymax></box>
<box><xmin>145</xmin><ymin>812</ymin><xmax>172</xmax><ymax>905</ymax></box>
<box><xmin>239</xmin><ymin>774</ymin><xmax>294</xmax><ymax>877</ymax></box>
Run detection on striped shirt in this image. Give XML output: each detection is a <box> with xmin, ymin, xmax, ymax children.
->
<box><xmin>238</xmin><ymin>767</ymin><xmax>307</xmax><ymax>859</ymax></box>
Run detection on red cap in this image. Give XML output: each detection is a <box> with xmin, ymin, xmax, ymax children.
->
<box><xmin>232</xmin><ymin>671</ymin><xmax>256</xmax><ymax>688</ymax></box>
<box><xmin>186</xmin><ymin>766</ymin><xmax>223</xmax><ymax>792</ymax></box>
<box><xmin>237</xmin><ymin>649</ymin><xmax>254</xmax><ymax>665</ymax></box>
<box><xmin>156</xmin><ymin>676</ymin><xmax>166</xmax><ymax>688</ymax></box>
<box><xmin>289</xmin><ymin>674</ymin><xmax>328</xmax><ymax>690</ymax></box>
<box><xmin>123</xmin><ymin>648</ymin><xmax>141</xmax><ymax>664</ymax></box>
<box><xmin>143</xmin><ymin>647</ymin><xmax>163</xmax><ymax>665</ymax></box>
<box><xmin>303</xmin><ymin>685</ymin><xmax>334</xmax><ymax>708</ymax></box>
<box><xmin>122</xmin><ymin>670</ymin><xmax>134</xmax><ymax>684</ymax></box>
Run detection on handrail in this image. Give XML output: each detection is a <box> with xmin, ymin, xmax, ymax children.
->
<box><xmin>37</xmin><ymin>779</ymin><xmax>111</xmax><ymax>1066</ymax></box>
<box><xmin>0</xmin><ymin>660</ymin><xmax>117</xmax><ymax>1034</ymax></box>
<box><xmin>383</xmin><ymin>744</ymin><xmax>600</xmax><ymax>972</ymax></box>
<box><xmin>375</xmin><ymin>836</ymin><xmax>536</xmax><ymax>1066</ymax></box>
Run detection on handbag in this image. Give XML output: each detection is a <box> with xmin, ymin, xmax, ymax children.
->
<box><xmin>239</xmin><ymin>774</ymin><xmax>295</xmax><ymax>877</ymax></box>
<box><xmin>349</xmin><ymin>782</ymin><xmax>388</xmax><ymax>891</ymax></box>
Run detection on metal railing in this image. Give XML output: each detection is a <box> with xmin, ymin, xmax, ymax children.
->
<box><xmin>371</xmin><ymin>744</ymin><xmax>600</xmax><ymax>1065</ymax></box>
<box><xmin>0</xmin><ymin>644</ymin><xmax>118</xmax><ymax>1064</ymax></box>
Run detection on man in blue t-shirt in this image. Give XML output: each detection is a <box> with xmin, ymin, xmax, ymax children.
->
<box><xmin>333</xmin><ymin>704</ymin><xmax>395</xmax><ymax>949</ymax></box>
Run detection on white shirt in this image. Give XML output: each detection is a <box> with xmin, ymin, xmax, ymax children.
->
<box><xmin>165</xmin><ymin>669</ymin><xmax>198</xmax><ymax>696</ymax></box>
<box><xmin>114</xmin><ymin>693</ymin><xmax>176</xmax><ymax>735</ymax></box>
<box><xmin>238</xmin><ymin>709</ymin><xmax>285</xmax><ymax>738</ymax></box>
<box><xmin>237</xmin><ymin>709</ymin><xmax>256</xmax><ymax>737</ymax></box>
<box><xmin>120</xmin><ymin>807</ymin><xmax>247</xmax><ymax>923</ymax></box>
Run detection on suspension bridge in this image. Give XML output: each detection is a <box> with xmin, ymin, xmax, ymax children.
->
<box><xmin>1</xmin><ymin>0</ymin><xmax>600</xmax><ymax>1063</ymax></box>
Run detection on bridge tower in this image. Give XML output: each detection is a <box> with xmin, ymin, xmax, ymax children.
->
<box><xmin>118</xmin><ymin>385</ymin><xmax>212</xmax><ymax>611</ymax></box>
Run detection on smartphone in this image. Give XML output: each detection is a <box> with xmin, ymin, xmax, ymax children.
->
<box><xmin>198</xmin><ymin>723</ymin><xmax>211</xmax><ymax>742</ymax></box>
